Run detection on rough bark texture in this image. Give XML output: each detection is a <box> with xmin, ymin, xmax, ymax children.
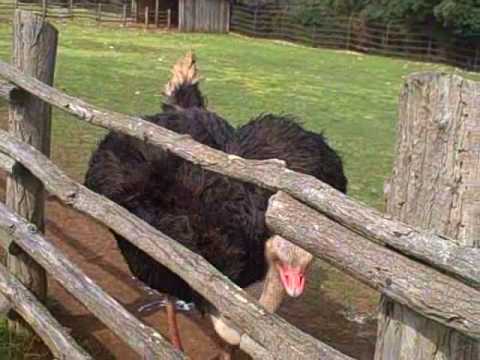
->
<box><xmin>266</xmin><ymin>192</ymin><xmax>480</xmax><ymax>340</ymax></box>
<box><xmin>0</xmin><ymin>263</ymin><xmax>92</xmax><ymax>360</ymax></box>
<box><xmin>0</xmin><ymin>202</ymin><xmax>185</xmax><ymax>360</ymax></box>
<box><xmin>0</xmin><ymin>130</ymin><xmax>352</xmax><ymax>360</ymax></box>
<box><xmin>375</xmin><ymin>73</ymin><xmax>480</xmax><ymax>359</ymax></box>
<box><xmin>0</xmin><ymin>152</ymin><xmax>15</xmax><ymax>174</ymax></box>
<box><xmin>1</xmin><ymin>61</ymin><xmax>480</xmax><ymax>289</ymax></box>
<box><xmin>6</xmin><ymin>10</ymin><xmax>57</xmax><ymax>336</ymax></box>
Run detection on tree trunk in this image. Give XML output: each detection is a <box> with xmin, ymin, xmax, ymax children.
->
<box><xmin>6</xmin><ymin>10</ymin><xmax>57</xmax><ymax>336</ymax></box>
<box><xmin>375</xmin><ymin>73</ymin><xmax>480</xmax><ymax>359</ymax></box>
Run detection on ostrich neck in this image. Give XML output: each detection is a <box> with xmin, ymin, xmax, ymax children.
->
<box><xmin>208</xmin><ymin>265</ymin><xmax>285</xmax><ymax>347</ymax></box>
<box><xmin>259</xmin><ymin>265</ymin><xmax>285</xmax><ymax>313</ymax></box>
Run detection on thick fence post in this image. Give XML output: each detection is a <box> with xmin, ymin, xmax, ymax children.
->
<box><xmin>7</xmin><ymin>10</ymin><xmax>57</xmax><ymax>337</ymax></box>
<box><xmin>69</xmin><ymin>0</ymin><xmax>73</xmax><ymax>19</ymax></box>
<box><xmin>154</xmin><ymin>0</ymin><xmax>159</xmax><ymax>27</ymax></box>
<box><xmin>167</xmin><ymin>8</ymin><xmax>171</xmax><ymax>29</ymax></box>
<box><xmin>375</xmin><ymin>73</ymin><xmax>480</xmax><ymax>359</ymax></box>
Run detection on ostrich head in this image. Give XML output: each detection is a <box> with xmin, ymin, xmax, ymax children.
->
<box><xmin>265</xmin><ymin>235</ymin><xmax>313</xmax><ymax>298</ymax></box>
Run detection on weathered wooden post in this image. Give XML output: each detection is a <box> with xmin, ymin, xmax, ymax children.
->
<box><xmin>225</xmin><ymin>1</ymin><xmax>230</xmax><ymax>32</ymax></box>
<box><xmin>375</xmin><ymin>73</ymin><xmax>480</xmax><ymax>359</ymax></box>
<box><xmin>427</xmin><ymin>31</ymin><xmax>433</xmax><ymax>59</ymax></box>
<box><xmin>122</xmin><ymin>3</ymin><xmax>127</xmax><ymax>26</ymax></box>
<box><xmin>383</xmin><ymin>23</ymin><xmax>390</xmax><ymax>47</ymax></box>
<box><xmin>167</xmin><ymin>8</ymin><xmax>171</xmax><ymax>29</ymax></box>
<box><xmin>42</xmin><ymin>0</ymin><xmax>47</xmax><ymax>19</ymax></box>
<box><xmin>311</xmin><ymin>24</ymin><xmax>316</xmax><ymax>47</ymax></box>
<box><xmin>475</xmin><ymin>47</ymin><xmax>480</xmax><ymax>72</ymax></box>
<box><xmin>96</xmin><ymin>3</ymin><xmax>101</xmax><ymax>23</ymax></box>
<box><xmin>253</xmin><ymin>3</ymin><xmax>258</xmax><ymax>34</ymax></box>
<box><xmin>69</xmin><ymin>0</ymin><xmax>73</xmax><ymax>19</ymax></box>
<box><xmin>144</xmin><ymin>6</ymin><xmax>148</xmax><ymax>28</ymax></box>
<box><xmin>345</xmin><ymin>15</ymin><xmax>353</xmax><ymax>50</ymax></box>
<box><xmin>154</xmin><ymin>0</ymin><xmax>159</xmax><ymax>27</ymax></box>
<box><xmin>7</xmin><ymin>10</ymin><xmax>57</xmax><ymax>337</ymax></box>
<box><xmin>134</xmin><ymin>0</ymin><xmax>138</xmax><ymax>23</ymax></box>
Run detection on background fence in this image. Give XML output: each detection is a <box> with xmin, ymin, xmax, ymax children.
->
<box><xmin>1</xmin><ymin>9</ymin><xmax>480</xmax><ymax>360</ymax></box>
<box><xmin>0</xmin><ymin>0</ymin><xmax>172</xmax><ymax>28</ymax></box>
<box><xmin>231</xmin><ymin>3</ymin><xmax>480</xmax><ymax>72</ymax></box>
<box><xmin>0</xmin><ymin>0</ymin><xmax>478</xmax><ymax>71</ymax></box>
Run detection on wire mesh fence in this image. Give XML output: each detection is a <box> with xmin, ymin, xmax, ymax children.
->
<box><xmin>231</xmin><ymin>3</ymin><xmax>480</xmax><ymax>72</ymax></box>
<box><xmin>0</xmin><ymin>0</ymin><xmax>477</xmax><ymax>71</ymax></box>
<box><xmin>0</xmin><ymin>0</ymin><xmax>171</xmax><ymax>28</ymax></box>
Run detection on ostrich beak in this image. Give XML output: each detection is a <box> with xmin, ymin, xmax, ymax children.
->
<box><xmin>277</xmin><ymin>264</ymin><xmax>305</xmax><ymax>298</ymax></box>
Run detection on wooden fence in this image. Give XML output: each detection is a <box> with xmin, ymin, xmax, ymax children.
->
<box><xmin>0</xmin><ymin>9</ymin><xmax>480</xmax><ymax>359</ymax></box>
<box><xmin>0</xmin><ymin>0</ymin><xmax>172</xmax><ymax>28</ymax></box>
<box><xmin>231</xmin><ymin>3</ymin><xmax>480</xmax><ymax>72</ymax></box>
<box><xmin>0</xmin><ymin>0</ymin><xmax>478</xmax><ymax>71</ymax></box>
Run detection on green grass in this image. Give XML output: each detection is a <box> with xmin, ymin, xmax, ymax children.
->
<box><xmin>0</xmin><ymin>320</ymin><xmax>8</xmax><ymax>360</ymax></box>
<box><xmin>0</xmin><ymin>318</ymin><xmax>49</xmax><ymax>360</ymax></box>
<box><xmin>0</xmin><ymin>20</ymin><xmax>477</xmax><ymax>209</ymax></box>
<box><xmin>0</xmin><ymin>20</ymin><xmax>478</xmax><ymax>358</ymax></box>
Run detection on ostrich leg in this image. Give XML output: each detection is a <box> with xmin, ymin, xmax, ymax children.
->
<box><xmin>166</xmin><ymin>296</ymin><xmax>184</xmax><ymax>351</ymax></box>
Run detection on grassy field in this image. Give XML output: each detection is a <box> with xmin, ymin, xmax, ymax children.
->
<box><xmin>0</xmin><ymin>20</ymin><xmax>476</xmax><ymax>209</ymax></box>
<box><xmin>0</xmin><ymin>19</ymin><xmax>478</xmax><ymax>359</ymax></box>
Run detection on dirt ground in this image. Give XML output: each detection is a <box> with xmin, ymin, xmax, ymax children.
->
<box><xmin>0</xmin><ymin>174</ymin><xmax>377</xmax><ymax>359</ymax></box>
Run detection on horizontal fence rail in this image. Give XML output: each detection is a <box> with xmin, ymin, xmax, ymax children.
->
<box><xmin>0</xmin><ymin>10</ymin><xmax>349</xmax><ymax>360</ymax></box>
<box><xmin>0</xmin><ymin>0</ymin><xmax>172</xmax><ymax>27</ymax></box>
<box><xmin>266</xmin><ymin>192</ymin><xmax>480</xmax><ymax>340</ymax></box>
<box><xmin>0</xmin><ymin>57</ymin><xmax>479</xmax><ymax>345</ymax></box>
<box><xmin>1</xmin><ymin>10</ymin><xmax>480</xmax><ymax>359</ymax></box>
<box><xmin>1</xmin><ymin>61</ymin><xmax>479</xmax><ymax>291</ymax></box>
<box><xmin>0</xmin><ymin>1</ymin><xmax>477</xmax><ymax>71</ymax></box>
<box><xmin>0</xmin><ymin>120</ymin><xmax>351</xmax><ymax>360</ymax></box>
<box><xmin>0</xmin><ymin>195</ymin><xmax>184</xmax><ymax>359</ymax></box>
<box><xmin>231</xmin><ymin>3</ymin><xmax>480</xmax><ymax>72</ymax></box>
<box><xmin>0</xmin><ymin>262</ymin><xmax>92</xmax><ymax>359</ymax></box>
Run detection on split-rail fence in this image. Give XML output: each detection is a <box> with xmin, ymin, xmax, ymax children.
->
<box><xmin>0</xmin><ymin>10</ymin><xmax>479</xmax><ymax>360</ymax></box>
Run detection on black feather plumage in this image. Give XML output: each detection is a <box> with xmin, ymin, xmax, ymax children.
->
<box><xmin>85</xmin><ymin>66</ymin><xmax>347</xmax><ymax>311</ymax></box>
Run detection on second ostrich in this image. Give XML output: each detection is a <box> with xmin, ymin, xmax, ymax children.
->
<box><xmin>85</xmin><ymin>53</ymin><xmax>347</xmax><ymax>356</ymax></box>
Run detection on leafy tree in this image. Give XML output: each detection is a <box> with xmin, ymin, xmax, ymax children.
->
<box><xmin>434</xmin><ymin>0</ymin><xmax>480</xmax><ymax>36</ymax></box>
<box><xmin>257</xmin><ymin>0</ymin><xmax>480</xmax><ymax>38</ymax></box>
<box><xmin>359</xmin><ymin>0</ymin><xmax>439</xmax><ymax>23</ymax></box>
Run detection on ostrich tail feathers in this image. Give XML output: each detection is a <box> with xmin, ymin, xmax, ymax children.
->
<box><xmin>164</xmin><ymin>51</ymin><xmax>200</xmax><ymax>97</ymax></box>
<box><xmin>162</xmin><ymin>51</ymin><xmax>206</xmax><ymax>110</ymax></box>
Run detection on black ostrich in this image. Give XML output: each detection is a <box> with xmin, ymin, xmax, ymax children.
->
<box><xmin>85</xmin><ymin>53</ymin><xmax>347</xmax><ymax>357</ymax></box>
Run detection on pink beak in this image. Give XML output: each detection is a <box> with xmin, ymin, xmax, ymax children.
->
<box><xmin>277</xmin><ymin>265</ymin><xmax>306</xmax><ymax>298</ymax></box>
